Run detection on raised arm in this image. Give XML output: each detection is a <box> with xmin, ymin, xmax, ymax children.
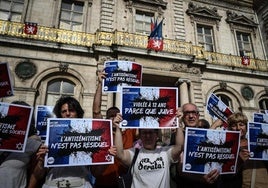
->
<box><xmin>171</xmin><ymin>108</ymin><xmax>184</xmax><ymax>161</ymax></box>
<box><xmin>113</xmin><ymin>113</ymin><xmax>132</xmax><ymax>166</ymax></box>
<box><xmin>93</xmin><ymin>70</ymin><xmax>107</xmax><ymax>118</ymax></box>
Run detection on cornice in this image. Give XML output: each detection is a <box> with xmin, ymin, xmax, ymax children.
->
<box><xmin>226</xmin><ymin>10</ymin><xmax>258</xmax><ymax>28</ymax></box>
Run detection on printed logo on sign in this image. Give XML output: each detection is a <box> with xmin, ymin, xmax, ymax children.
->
<box><xmin>185</xmin><ymin>163</ymin><xmax>191</xmax><ymax>170</ymax></box>
<box><xmin>122</xmin><ymin>120</ymin><xmax>128</xmax><ymax>126</ymax></box>
<box><xmin>47</xmin><ymin>157</ymin><xmax>55</xmax><ymax>164</ymax></box>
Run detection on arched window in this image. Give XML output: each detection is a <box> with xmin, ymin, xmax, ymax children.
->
<box><xmin>259</xmin><ymin>98</ymin><xmax>268</xmax><ymax>112</ymax></box>
<box><xmin>46</xmin><ymin>79</ymin><xmax>75</xmax><ymax>105</ymax></box>
<box><xmin>216</xmin><ymin>94</ymin><xmax>233</xmax><ymax>109</ymax></box>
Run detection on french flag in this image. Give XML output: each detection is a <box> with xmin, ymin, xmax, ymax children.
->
<box><xmin>147</xmin><ymin>18</ymin><xmax>164</xmax><ymax>51</ymax></box>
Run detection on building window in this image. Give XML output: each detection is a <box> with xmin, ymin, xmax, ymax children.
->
<box><xmin>236</xmin><ymin>32</ymin><xmax>254</xmax><ymax>57</ymax></box>
<box><xmin>197</xmin><ymin>25</ymin><xmax>214</xmax><ymax>52</ymax></box>
<box><xmin>46</xmin><ymin>80</ymin><xmax>75</xmax><ymax>106</ymax></box>
<box><xmin>60</xmin><ymin>0</ymin><xmax>84</xmax><ymax>31</ymax></box>
<box><xmin>259</xmin><ymin>98</ymin><xmax>268</xmax><ymax>112</ymax></box>
<box><xmin>135</xmin><ymin>10</ymin><xmax>153</xmax><ymax>35</ymax></box>
<box><xmin>0</xmin><ymin>0</ymin><xmax>24</xmax><ymax>21</ymax></box>
<box><xmin>217</xmin><ymin>94</ymin><xmax>233</xmax><ymax>109</ymax></box>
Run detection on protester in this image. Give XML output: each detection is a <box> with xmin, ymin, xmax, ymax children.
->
<box><xmin>113</xmin><ymin>109</ymin><xmax>184</xmax><ymax>188</ymax></box>
<box><xmin>198</xmin><ymin>118</ymin><xmax>210</xmax><ymax>129</ymax></box>
<box><xmin>227</xmin><ymin>112</ymin><xmax>268</xmax><ymax>188</ymax></box>
<box><xmin>176</xmin><ymin>103</ymin><xmax>220</xmax><ymax>188</ymax></box>
<box><xmin>90</xmin><ymin>70</ymin><xmax>137</xmax><ymax>188</ymax></box>
<box><xmin>34</xmin><ymin>96</ymin><xmax>93</xmax><ymax>188</ymax></box>
<box><xmin>0</xmin><ymin>101</ymin><xmax>42</xmax><ymax>188</ymax></box>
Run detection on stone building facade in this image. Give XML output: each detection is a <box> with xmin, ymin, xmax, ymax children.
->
<box><xmin>0</xmin><ymin>0</ymin><xmax>267</xmax><ymax>141</ymax></box>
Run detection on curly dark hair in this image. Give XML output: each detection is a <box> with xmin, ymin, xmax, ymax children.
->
<box><xmin>53</xmin><ymin>96</ymin><xmax>84</xmax><ymax>118</ymax></box>
<box><xmin>106</xmin><ymin>106</ymin><xmax>120</xmax><ymax>119</ymax></box>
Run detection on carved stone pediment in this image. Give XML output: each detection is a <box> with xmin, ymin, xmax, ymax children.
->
<box><xmin>186</xmin><ymin>2</ymin><xmax>222</xmax><ymax>21</ymax></box>
<box><xmin>226</xmin><ymin>11</ymin><xmax>258</xmax><ymax>28</ymax></box>
<box><xmin>124</xmin><ymin>0</ymin><xmax>167</xmax><ymax>9</ymax></box>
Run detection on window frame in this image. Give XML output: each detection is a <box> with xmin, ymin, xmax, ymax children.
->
<box><xmin>259</xmin><ymin>97</ymin><xmax>268</xmax><ymax>112</ymax></box>
<box><xmin>135</xmin><ymin>10</ymin><xmax>154</xmax><ymax>35</ymax></box>
<box><xmin>196</xmin><ymin>24</ymin><xmax>215</xmax><ymax>52</ymax></box>
<box><xmin>236</xmin><ymin>31</ymin><xmax>255</xmax><ymax>58</ymax></box>
<box><xmin>59</xmin><ymin>0</ymin><xmax>84</xmax><ymax>31</ymax></box>
<box><xmin>0</xmin><ymin>0</ymin><xmax>25</xmax><ymax>22</ymax></box>
<box><xmin>45</xmin><ymin>79</ymin><xmax>76</xmax><ymax>105</ymax></box>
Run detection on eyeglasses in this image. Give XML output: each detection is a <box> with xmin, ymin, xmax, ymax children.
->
<box><xmin>183</xmin><ymin>111</ymin><xmax>199</xmax><ymax>116</ymax></box>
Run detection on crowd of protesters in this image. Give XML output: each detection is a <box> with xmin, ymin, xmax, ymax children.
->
<box><xmin>0</xmin><ymin>69</ymin><xmax>267</xmax><ymax>188</ymax></box>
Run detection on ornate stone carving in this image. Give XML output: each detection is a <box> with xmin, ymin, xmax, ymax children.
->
<box><xmin>15</xmin><ymin>60</ymin><xmax>37</xmax><ymax>79</ymax></box>
<box><xmin>226</xmin><ymin>10</ymin><xmax>258</xmax><ymax>34</ymax></box>
<box><xmin>170</xmin><ymin>64</ymin><xmax>188</xmax><ymax>72</ymax></box>
<box><xmin>219</xmin><ymin>81</ymin><xmax>227</xmax><ymax>90</ymax></box>
<box><xmin>241</xmin><ymin>85</ymin><xmax>254</xmax><ymax>100</ymax></box>
<box><xmin>186</xmin><ymin>2</ymin><xmax>222</xmax><ymax>29</ymax></box>
<box><xmin>59</xmin><ymin>62</ymin><xmax>69</xmax><ymax>72</ymax></box>
<box><xmin>124</xmin><ymin>0</ymin><xmax>167</xmax><ymax>10</ymax></box>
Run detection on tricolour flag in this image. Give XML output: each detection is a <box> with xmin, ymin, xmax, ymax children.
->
<box><xmin>147</xmin><ymin>19</ymin><xmax>164</xmax><ymax>51</ymax></box>
<box><xmin>24</xmin><ymin>22</ymin><xmax>38</xmax><ymax>35</ymax></box>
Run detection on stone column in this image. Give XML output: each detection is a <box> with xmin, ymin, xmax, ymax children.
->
<box><xmin>177</xmin><ymin>78</ymin><xmax>190</xmax><ymax>105</ymax></box>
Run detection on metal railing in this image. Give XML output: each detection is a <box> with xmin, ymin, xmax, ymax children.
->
<box><xmin>1</xmin><ymin>20</ymin><xmax>267</xmax><ymax>71</ymax></box>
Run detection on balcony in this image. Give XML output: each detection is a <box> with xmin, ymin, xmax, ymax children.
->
<box><xmin>0</xmin><ymin>20</ymin><xmax>267</xmax><ymax>72</ymax></box>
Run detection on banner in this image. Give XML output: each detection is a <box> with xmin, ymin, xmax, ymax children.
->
<box><xmin>253</xmin><ymin>113</ymin><xmax>268</xmax><ymax>124</ymax></box>
<box><xmin>120</xmin><ymin>86</ymin><xmax>178</xmax><ymax>128</ymax></box>
<box><xmin>206</xmin><ymin>93</ymin><xmax>233</xmax><ymax>128</ymax></box>
<box><xmin>0</xmin><ymin>62</ymin><xmax>13</xmax><ymax>98</ymax></box>
<box><xmin>0</xmin><ymin>102</ymin><xmax>33</xmax><ymax>152</ymax></box>
<box><xmin>45</xmin><ymin>118</ymin><xmax>113</xmax><ymax>167</ymax></box>
<box><xmin>248</xmin><ymin>122</ymin><xmax>268</xmax><ymax>161</ymax></box>
<box><xmin>147</xmin><ymin>19</ymin><xmax>164</xmax><ymax>51</ymax></box>
<box><xmin>24</xmin><ymin>22</ymin><xmax>38</xmax><ymax>35</ymax></box>
<box><xmin>103</xmin><ymin>60</ymin><xmax>142</xmax><ymax>93</ymax></box>
<box><xmin>183</xmin><ymin>127</ymin><xmax>240</xmax><ymax>174</ymax></box>
<box><xmin>35</xmin><ymin>105</ymin><xmax>55</xmax><ymax>138</ymax></box>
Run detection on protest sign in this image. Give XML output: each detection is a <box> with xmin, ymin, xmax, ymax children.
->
<box><xmin>35</xmin><ymin>105</ymin><xmax>55</xmax><ymax>138</ymax></box>
<box><xmin>206</xmin><ymin>93</ymin><xmax>233</xmax><ymax>128</ymax></box>
<box><xmin>103</xmin><ymin>60</ymin><xmax>142</xmax><ymax>92</ymax></box>
<box><xmin>248</xmin><ymin>122</ymin><xmax>268</xmax><ymax>161</ymax></box>
<box><xmin>45</xmin><ymin>118</ymin><xmax>113</xmax><ymax>167</ymax></box>
<box><xmin>0</xmin><ymin>102</ymin><xmax>33</xmax><ymax>152</ymax></box>
<box><xmin>253</xmin><ymin>113</ymin><xmax>268</xmax><ymax>124</ymax></box>
<box><xmin>183</xmin><ymin>127</ymin><xmax>240</xmax><ymax>174</ymax></box>
<box><xmin>120</xmin><ymin>86</ymin><xmax>178</xmax><ymax>128</ymax></box>
<box><xmin>0</xmin><ymin>62</ymin><xmax>13</xmax><ymax>98</ymax></box>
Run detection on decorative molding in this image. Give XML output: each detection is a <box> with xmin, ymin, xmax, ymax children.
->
<box><xmin>219</xmin><ymin>81</ymin><xmax>227</xmax><ymax>90</ymax></box>
<box><xmin>241</xmin><ymin>85</ymin><xmax>254</xmax><ymax>100</ymax></box>
<box><xmin>170</xmin><ymin>64</ymin><xmax>200</xmax><ymax>74</ymax></box>
<box><xmin>226</xmin><ymin>10</ymin><xmax>258</xmax><ymax>35</ymax></box>
<box><xmin>15</xmin><ymin>59</ymin><xmax>37</xmax><ymax>80</ymax></box>
<box><xmin>186</xmin><ymin>2</ymin><xmax>222</xmax><ymax>29</ymax></box>
<box><xmin>59</xmin><ymin>62</ymin><xmax>69</xmax><ymax>72</ymax></box>
<box><xmin>170</xmin><ymin>64</ymin><xmax>188</xmax><ymax>72</ymax></box>
<box><xmin>124</xmin><ymin>0</ymin><xmax>167</xmax><ymax>10</ymax></box>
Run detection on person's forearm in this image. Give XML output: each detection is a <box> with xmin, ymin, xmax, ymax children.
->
<box><xmin>172</xmin><ymin>127</ymin><xmax>184</xmax><ymax>161</ymax></box>
<box><xmin>115</xmin><ymin>126</ymin><xmax>124</xmax><ymax>159</ymax></box>
<box><xmin>93</xmin><ymin>82</ymin><xmax>103</xmax><ymax>118</ymax></box>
